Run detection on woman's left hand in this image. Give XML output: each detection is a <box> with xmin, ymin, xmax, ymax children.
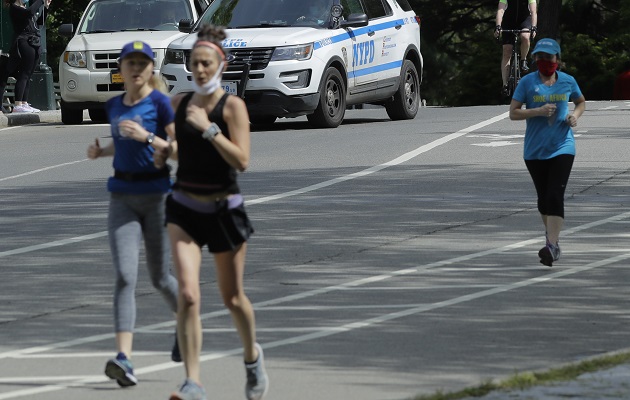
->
<box><xmin>118</xmin><ymin>119</ymin><xmax>149</xmax><ymax>142</ymax></box>
<box><xmin>566</xmin><ymin>114</ymin><xmax>578</xmax><ymax>127</ymax></box>
<box><xmin>186</xmin><ymin>104</ymin><xmax>211</xmax><ymax>132</ymax></box>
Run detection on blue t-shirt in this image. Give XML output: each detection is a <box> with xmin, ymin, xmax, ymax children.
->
<box><xmin>105</xmin><ymin>90</ymin><xmax>175</xmax><ymax>194</ymax></box>
<box><xmin>513</xmin><ymin>71</ymin><xmax>583</xmax><ymax>160</ymax></box>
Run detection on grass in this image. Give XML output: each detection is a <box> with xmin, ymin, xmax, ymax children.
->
<box><xmin>410</xmin><ymin>350</ymin><xmax>630</xmax><ymax>400</ymax></box>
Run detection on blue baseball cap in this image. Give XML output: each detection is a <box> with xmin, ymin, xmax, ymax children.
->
<box><xmin>531</xmin><ymin>38</ymin><xmax>561</xmax><ymax>57</ymax></box>
<box><xmin>119</xmin><ymin>41</ymin><xmax>154</xmax><ymax>62</ymax></box>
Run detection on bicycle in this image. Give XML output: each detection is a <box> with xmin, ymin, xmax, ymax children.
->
<box><xmin>499</xmin><ymin>28</ymin><xmax>532</xmax><ymax>97</ymax></box>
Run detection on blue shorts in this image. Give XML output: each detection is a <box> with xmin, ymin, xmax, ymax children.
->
<box><xmin>165</xmin><ymin>192</ymin><xmax>254</xmax><ymax>253</ymax></box>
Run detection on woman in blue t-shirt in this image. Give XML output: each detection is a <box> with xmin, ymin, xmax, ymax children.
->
<box><xmin>510</xmin><ymin>38</ymin><xmax>586</xmax><ymax>267</ymax></box>
<box><xmin>86</xmin><ymin>41</ymin><xmax>180</xmax><ymax>387</ymax></box>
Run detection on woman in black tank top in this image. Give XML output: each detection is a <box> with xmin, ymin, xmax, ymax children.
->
<box><xmin>164</xmin><ymin>25</ymin><xmax>268</xmax><ymax>400</ymax></box>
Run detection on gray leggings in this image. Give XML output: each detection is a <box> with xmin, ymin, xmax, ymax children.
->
<box><xmin>108</xmin><ymin>193</ymin><xmax>178</xmax><ymax>332</ymax></box>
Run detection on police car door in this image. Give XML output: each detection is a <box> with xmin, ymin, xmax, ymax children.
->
<box><xmin>353</xmin><ymin>0</ymin><xmax>397</xmax><ymax>86</ymax></box>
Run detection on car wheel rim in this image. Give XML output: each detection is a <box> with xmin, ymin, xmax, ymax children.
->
<box><xmin>326</xmin><ymin>79</ymin><xmax>340</xmax><ymax>116</ymax></box>
<box><xmin>404</xmin><ymin>70</ymin><xmax>417</xmax><ymax>110</ymax></box>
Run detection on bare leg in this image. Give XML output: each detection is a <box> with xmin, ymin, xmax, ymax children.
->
<box><xmin>115</xmin><ymin>332</ymin><xmax>133</xmax><ymax>357</ymax></box>
<box><xmin>214</xmin><ymin>243</ymin><xmax>258</xmax><ymax>363</ymax></box>
<box><xmin>168</xmin><ymin>223</ymin><xmax>203</xmax><ymax>383</ymax></box>
<box><xmin>501</xmin><ymin>44</ymin><xmax>512</xmax><ymax>86</ymax></box>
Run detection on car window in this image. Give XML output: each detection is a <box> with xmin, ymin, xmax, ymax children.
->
<box><xmin>394</xmin><ymin>0</ymin><xmax>413</xmax><ymax>12</ymax></box>
<box><xmin>79</xmin><ymin>0</ymin><xmax>194</xmax><ymax>33</ymax></box>
<box><xmin>362</xmin><ymin>0</ymin><xmax>387</xmax><ymax>19</ymax></box>
<box><xmin>197</xmin><ymin>0</ymin><xmax>335</xmax><ymax>28</ymax></box>
<box><xmin>340</xmin><ymin>0</ymin><xmax>364</xmax><ymax>18</ymax></box>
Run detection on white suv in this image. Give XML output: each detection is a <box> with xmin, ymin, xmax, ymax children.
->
<box><xmin>161</xmin><ymin>0</ymin><xmax>422</xmax><ymax>128</ymax></box>
<box><xmin>58</xmin><ymin>0</ymin><xmax>209</xmax><ymax>124</ymax></box>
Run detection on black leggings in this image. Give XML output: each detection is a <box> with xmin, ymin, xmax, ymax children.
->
<box><xmin>0</xmin><ymin>38</ymin><xmax>39</xmax><ymax>104</ymax></box>
<box><xmin>525</xmin><ymin>154</ymin><xmax>575</xmax><ymax>219</ymax></box>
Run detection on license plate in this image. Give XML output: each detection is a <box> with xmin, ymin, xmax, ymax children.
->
<box><xmin>222</xmin><ymin>81</ymin><xmax>237</xmax><ymax>95</ymax></box>
<box><xmin>111</xmin><ymin>71</ymin><xmax>123</xmax><ymax>84</ymax></box>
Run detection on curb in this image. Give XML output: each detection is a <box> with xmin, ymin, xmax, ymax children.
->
<box><xmin>0</xmin><ymin>110</ymin><xmax>63</xmax><ymax>127</ymax></box>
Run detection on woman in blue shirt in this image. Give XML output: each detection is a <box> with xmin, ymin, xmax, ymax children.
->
<box><xmin>87</xmin><ymin>41</ymin><xmax>180</xmax><ymax>387</ymax></box>
<box><xmin>510</xmin><ymin>38</ymin><xmax>586</xmax><ymax>267</ymax></box>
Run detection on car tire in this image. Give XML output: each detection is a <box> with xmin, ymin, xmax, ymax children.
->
<box><xmin>307</xmin><ymin>67</ymin><xmax>345</xmax><ymax>128</ymax></box>
<box><xmin>61</xmin><ymin>101</ymin><xmax>83</xmax><ymax>125</ymax></box>
<box><xmin>385</xmin><ymin>59</ymin><xmax>420</xmax><ymax>120</ymax></box>
<box><xmin>88</xmin><ymin>108</ymin><xmax>108</xmax><ymax>123</ymax></box>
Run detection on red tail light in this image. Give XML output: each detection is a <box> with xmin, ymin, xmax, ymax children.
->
<box><xmin>414</xmin><ymin>16</ymin><xmax>421</xmax><ymax>25</ymax></box>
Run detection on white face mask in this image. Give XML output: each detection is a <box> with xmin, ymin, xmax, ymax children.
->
<box><xmin>190</xmin><ymin>62</ymin><xmax>224</xmax><ymax>95</ymax></box>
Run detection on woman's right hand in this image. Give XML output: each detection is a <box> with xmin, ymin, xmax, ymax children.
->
<box><xmin>539</xmin><ymin>103</ymin><xmax>557</xmax><ymax>117</ymax></box>
<box><xmin>87</xmin><ymin>138</ymin><xmax>102</xmax><ymax>159</ymax></box>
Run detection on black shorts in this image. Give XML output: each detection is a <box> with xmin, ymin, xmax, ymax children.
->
<box><xmin>501</xmin><ymin>15</ymin><xmax>532</xmax><ymax>45</ymax></box>
<box><xmin>165</xmin><ymin>193</ymin><xmax>254</xmax><ymax>253</ymax></box>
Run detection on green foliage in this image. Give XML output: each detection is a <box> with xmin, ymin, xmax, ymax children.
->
<box><xmin>409</xmin><ymin>0</ymin><xmax>628</xmax><ymax>105</ymax></box>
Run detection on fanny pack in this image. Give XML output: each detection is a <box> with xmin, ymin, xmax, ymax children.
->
<box><xmin>114</xmin><ymin>167</ymin><xmax>170</xmax><ymax>182</ymax></box>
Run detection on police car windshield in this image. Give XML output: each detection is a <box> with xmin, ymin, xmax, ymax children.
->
<box><xmin>197</xmin><ymin>0</ymin><xmax>334</xmax><ymax>28</ymax></box>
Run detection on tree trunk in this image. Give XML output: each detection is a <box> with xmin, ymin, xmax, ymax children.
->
<box><xmin>537</xmin><ymin>0</ymin><xmax>563</xmax><ymax>39</ymax></box>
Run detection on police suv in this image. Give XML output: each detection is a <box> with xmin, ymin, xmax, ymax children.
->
<box><xmin>161</xmin><ymin>0</ymin><xmax>422</xmax><ymax>128</ymax></box>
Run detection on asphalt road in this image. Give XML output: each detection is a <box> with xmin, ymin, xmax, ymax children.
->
<box><xmin>1</xmin><ymin>101</ymin><xmax>629</xmax><ymax>400</ymax></box>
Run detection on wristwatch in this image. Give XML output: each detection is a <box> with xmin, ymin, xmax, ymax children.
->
<box><xmin>202</xmin><ymin>123</ymin><xmax>222</xmax><ymax>141</ymax></box>
<box><xmin>146</xmin><ymin>132</ymin><xmax>156</xmax><ymax>144</ymax></box>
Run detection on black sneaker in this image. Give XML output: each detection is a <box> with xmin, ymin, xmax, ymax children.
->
<box><xmin>521</xmin><ymin>60</ymin><xmax>530</xmax><ymax>72</ymax></box>
<box><xmin>171</xmin><ymin>331</ymin><xmax>182</xmax><ymax>363</ymax></box>
<box><xmin>538</xmin><ymin>243</ymin><xmax>561</xmax><ymax>267</ymax></box>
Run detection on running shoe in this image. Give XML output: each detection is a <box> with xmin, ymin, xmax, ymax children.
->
<box><xmin>539</xmin><ymin>242</ymin><xmax>561</xmax><ymax>267</ymax></box>
<box><xmin>170</xmin><ymin>378</ymin><xmax>207</xmax><ymax>400</ymax></box>
<box><xmin>105</xmin><ymin>352</ymin><xmax>138</xmax><ymax>387</ymax></box>
<box><xmin>245</xmin><ymin>343</ymin><xmax>269</xmax><ymax>400</ymax></box>
<box><xmin>521</xmin><ymin>59</ymin><xmax>530</xmax><ymax>72</ymax></box>
<box><xmin>11</xmin><ymin>104</ymin><xmax>34</xmax><ymax>113</ymax></box>
<box><xmin>24</xmin><ymin>103</ymin><xmax>40</xmax><ymax>112</ymax></box>
<box><xmin>171</xmin><ymin>331</ymin><xmax>182</xmax><ymax>362</ymax></box>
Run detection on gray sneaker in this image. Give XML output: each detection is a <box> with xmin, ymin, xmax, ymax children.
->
<box><xmin>245</xmin><ymin>343</ymin><xmax>269</xmax><ymax>400</ymax></box>
<box><xmin>170</xmin><ymin>378</ymin><xmax>207</xmax><ymax>400</ymax></box>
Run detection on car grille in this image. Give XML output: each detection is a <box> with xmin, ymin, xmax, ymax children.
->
<box><xmin>184</xmin><ymin>47</ymin><xmax>274</xmax><ymax>72</ymax></box>
<box><xmin>92</xmin><ymin>51</ymin><xmax>158</xmax><ymax>70</ymax></box>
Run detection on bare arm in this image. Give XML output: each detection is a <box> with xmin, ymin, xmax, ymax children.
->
<box><xmin>87</xmin><ymin>138</ymin><xmax>114</xmax><ymax>159</ymax></box>
<box><xmin>209</xmin><ymin>97</ymin><xmax>250</xmax><ymax>171</ymax></box>
<box><xmin>566</xmin><ymin>95</ymin><xmax>586</xmax><ymax>127</ymax></box>
<box><xmin>509</xmin><ymin>98</ymin><xmax>557</xmax><ymax>120</ymax></box>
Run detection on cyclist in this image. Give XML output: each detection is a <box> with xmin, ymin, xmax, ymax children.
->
<box><xmin>494</xmin><ymin>0</ymin><xmax>537</xmax><ymax>96</ymax></box>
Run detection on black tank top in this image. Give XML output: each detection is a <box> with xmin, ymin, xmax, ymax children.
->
<box><xmin>173</xmin><ymin>92</ymin><xmax>239</xmax><ymax>195</ymax></box>
<box><xmin>503</xmin><ymin>0</ymin><xmax>530</xmax><ymax>27</ymax></box>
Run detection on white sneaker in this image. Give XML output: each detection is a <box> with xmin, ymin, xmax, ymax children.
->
<box><xmin>245</xmin><ymin>343</ymin><xmax>269</xmax><ymax>400</ymax></box>
<box><xmin>12</xmin><ymin>104</ymin><xmax>34</xmax><ymax>113</ymax></box>
<box><xmin>25</xmin><ymin>103</ymin><xmax>40</xmax><ymax>112</ymax></box>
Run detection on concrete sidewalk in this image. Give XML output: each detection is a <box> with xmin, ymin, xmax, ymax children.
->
<box><xmin>0</xmin><ymin>110</ymin><xmax>63</xmax><ymax>127</ymax></box>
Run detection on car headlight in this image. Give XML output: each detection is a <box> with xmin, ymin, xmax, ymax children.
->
<box><xmin>271</xmin><ymin>44</ymin><xmax>313</xmax><ymax>62</ymax></box>
<box><xmin>164</xmin><ymin>49</ymin><xmax>185</xmax><ymax>65</ymax></box>
<box><xmin>64</xmin><ymin>51</ymin><xmax>86</xmax><ymax>68</ymax></box>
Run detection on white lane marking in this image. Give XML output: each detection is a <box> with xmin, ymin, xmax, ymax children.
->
<box><xmin>0</xmin><ymin>159</ymin><xmax>88</xmax><ymax>182</ymax></box>
<box><xmin>0</xmin><ymin>112</ymin><xmax>509</xmax><ymax>258</ymax></box>
<box><xmin>471</xmin><ymin>141</ymin><xmax>519</xmax><ymax>147</ymax></box>
<box><xmin>2</xmin><ymin>209</ymin><xmax>629</xmax><ymax>363</ymax></box>
<box><xmin>600</xmin><ymin>106</ymin><xmax>619</xmax><ymax>110</ymax></box>
<box><xmin>2</xmin><ymin>250</ymin><xmax>629</xmax><ymax>399</ymax></box>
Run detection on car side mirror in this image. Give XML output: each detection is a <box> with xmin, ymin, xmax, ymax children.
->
<box><xmin>178</xmin><ymin>19</ymin><xmax>194</xmax><ymax>33</ymax></box>
<box><xmin>339</xmin><ymin>13</ymin><xmax>368</xmax><ymax>28</ymax></box>
<box><xmin>59</xmin><ymin>23</ymin><xmax>74</xmax><ymax>37</ymax></box>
